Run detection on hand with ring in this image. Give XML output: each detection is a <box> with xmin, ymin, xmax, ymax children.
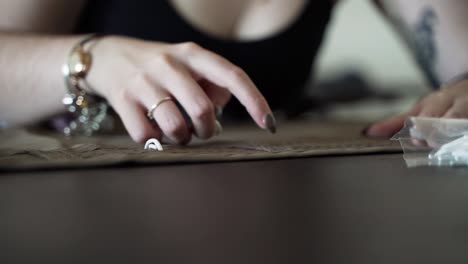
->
<box><xmin>86</xmin><ymin>36</ymin><xmax>276</xmax><ymax>144</ymax></box>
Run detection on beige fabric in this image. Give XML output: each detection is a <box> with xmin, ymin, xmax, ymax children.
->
<box><xmin>0</xmin><ymin>121</ymin><xmax>401</xmax><ymax>170</ymax></box>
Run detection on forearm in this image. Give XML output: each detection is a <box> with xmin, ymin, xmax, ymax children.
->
<box><xmin>377</xmin><ymin>0</ymin><xmax>468</xmax><ymax>87</ymax></box>
<box><xmin>0</xmin><ymin>33</ymin><xmax>82</xmax><ymax>125</ymax></box>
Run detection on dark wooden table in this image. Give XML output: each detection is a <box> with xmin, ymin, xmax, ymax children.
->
<box><xmin>1</xmin><ymin>154</ymin><xmax>468</xmax><ymax>264</ymax></box>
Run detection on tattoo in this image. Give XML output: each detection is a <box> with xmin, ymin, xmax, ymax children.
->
<box><xmin>413</xmin><ymin>7</ymin><xmax>440</xmax><ymax>88</ymax></box>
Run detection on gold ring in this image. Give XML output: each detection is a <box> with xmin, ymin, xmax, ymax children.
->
<box><xmin>147</xmin><ymin>97</ymin><xmax>173</xmax><ymax>120</ymax></box>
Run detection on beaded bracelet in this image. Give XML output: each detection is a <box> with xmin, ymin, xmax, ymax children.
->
<box><xmin>62</xmin><ymin>34</ymin><xmax>109</xmax><ymax>136</ymax></box>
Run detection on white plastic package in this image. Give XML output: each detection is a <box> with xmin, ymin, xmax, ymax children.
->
<box><xmin>392</xmin><ymin>117</ymin><xmax>468</xmax><ymax>167</ymax></box>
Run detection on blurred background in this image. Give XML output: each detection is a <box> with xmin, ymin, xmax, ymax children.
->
<box><xmin>309</xmin><ymin>0</ymin><xmax>430</xmax><ymax>121</ymax></box>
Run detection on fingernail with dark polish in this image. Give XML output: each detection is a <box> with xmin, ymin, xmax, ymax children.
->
<box><xmin>215</xmin><ymin>120</ymin><xmax>223</xmax><ymax>136</ymax></box>
<box><xmin>263</xmin><ymin>113</ymin><xmax>276</xmax><ymax>134</ymax></box>
<box><xmin>361</xmin><ymin>124</ymin><xmax>371</xmax><ymax>136</ymax></box>
<box><xmin>215</xmin><ymin>106</ymin><xmax>223</xmax><ymax>119</ymax></box>
<box><xmin>179</xmin><ymin>131</ymin><xmax>193</xmax><ymax>145</ymax></box>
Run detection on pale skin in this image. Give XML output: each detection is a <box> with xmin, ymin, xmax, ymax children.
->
<box><xmin>368</xmin><ymin>0</ymin><xmax>468</xmax><ymax>137</ymax></box>
<box><xmin>0</xmin><ymin>0</ymin><xmax>468</xmax><ymax>144</ymax></box>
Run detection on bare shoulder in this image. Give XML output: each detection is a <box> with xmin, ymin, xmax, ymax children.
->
<box><xmin>0</xmin><ymin>0</ymin><xmax>86</xmax><ymax>33</ymax></box>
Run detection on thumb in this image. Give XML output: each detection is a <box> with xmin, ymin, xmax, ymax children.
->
<box><xmin>366</xmin><ymin>102</ymin><xmax>422</xmax><ymax>138</ymax></box>
<box><xmin>365</xmin><ymin>112</ymin><xmax>411</xmax><ymax>138</ymax></box>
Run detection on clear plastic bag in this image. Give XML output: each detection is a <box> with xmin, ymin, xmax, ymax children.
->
<box><xmin>392</xmin><ymin>117</ymin><xmax>468</xmax><ymax>167</ymax></box>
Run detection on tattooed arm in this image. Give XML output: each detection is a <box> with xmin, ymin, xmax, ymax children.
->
<box><xmin>366</xmin><ymin>1</ymin><xmax>468</xmax><ymax>137</ymax></box>
<box><xmin>376</xmin><ymin>1</ymin><xmax>468</xmax><ymax>86</ymax></box>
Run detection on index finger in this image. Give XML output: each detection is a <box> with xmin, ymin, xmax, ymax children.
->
<box><xmin>173</xmin><ymin>43</ymin><xmax>276</xmax><ymax>133</ymax></box>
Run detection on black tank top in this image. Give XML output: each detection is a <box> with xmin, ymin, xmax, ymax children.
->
<box><xmin>76</xmin><ymin>1</ymin><xmax>333</xmax><ymax>118</ymax></box>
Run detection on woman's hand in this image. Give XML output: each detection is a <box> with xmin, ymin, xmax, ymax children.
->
<box><xmin>366</xmin><ymin>79</ymin><xmax>468</xmax><ymax>138</ymax></box>
<box><xmin>87</xmin><ymin>36</ymin><xmax>275</xmax><ymax>144</ymax></box>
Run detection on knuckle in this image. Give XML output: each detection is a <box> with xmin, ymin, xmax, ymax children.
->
<box><xmin>252</xmin><ymin>94</ymin><xmax>265</xmax><ymax>104</ymax></box>
<box><xmin>177</xmin><ymin>42</ymin><xmax>202</xmax><ymax>54</ymax></box>
<box><xmin>251</xmin><ymin>94</ymin><xmax>268</xmax><ymax>109</ymax></box>
<box><xmin>115</xmin><ymin>85</ymin><xmax>134</xmax><ymax>103</ymax></box>
<box><xmin>227</xmin><ymin>66</ymin><xmax>247</xmax><ymax>82</ymax></box>
<box><xmin>163</xmin><ymin>117</ymin><xmax>187</xmax><ymax>140</ymax></box>
<box><xmin>128</xmin><ymin>72</ymin><xmax>147</xmax><ymax>89</ymax></box>
<box><xmin>151</xmin><ymin>53</ymin><xmax>176</xmax><ymax>69</ymax></box>
<box><xmin>192</xmin><ymin>101</ymin><xmax>214</xmax><ymax>121</ymax></box>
